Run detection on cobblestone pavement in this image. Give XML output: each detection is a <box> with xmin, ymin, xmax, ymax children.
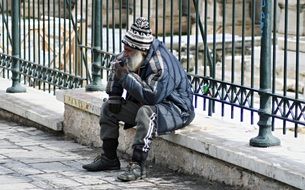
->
<box><xmin>0</xmin><ymin>119</ymin><xmax>239</xmax><ymax>190</ymax></box>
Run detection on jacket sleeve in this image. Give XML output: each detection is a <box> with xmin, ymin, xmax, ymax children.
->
<box><xmin>120</xmin><ymin>51</ymin><xmax>174</xmax><ymax>105</ymax></box>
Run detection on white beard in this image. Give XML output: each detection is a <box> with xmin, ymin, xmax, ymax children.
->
<box><xmin>127</xmin><ymin>51</ymin><xmax>144</xmax><ymax>72</ymax></box>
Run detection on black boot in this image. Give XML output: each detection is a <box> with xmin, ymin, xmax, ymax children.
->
<box><xmin>83</xmin><ymin>139</ymin><xmax>120</xmax><ymax>172</ymax></box>
<box><xmin>82</xmin><ymin>154</ymin><xmax>120</xmax><ymax>171</ymax></box>
<box><xmin>117</xmin><ymin>146</ymin><xmax>148</xmax><ymax>181</ymax></box>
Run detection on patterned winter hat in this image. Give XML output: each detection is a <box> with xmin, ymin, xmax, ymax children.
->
<box><xmin>122</xmin><ymin>17</ymin><xmax>154</xmax><ymax>51</ymax></box>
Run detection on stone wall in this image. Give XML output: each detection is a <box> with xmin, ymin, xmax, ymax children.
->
<box><xmin>18</xmin><ymin>0</ymin><xmax>261</xmax><ymax>35</ymax></box>
<box><xmin>20</xmin><ymin>0</ymin><xmax>77</xmax><ymax>19</ymax></box>
<box><xmin>199</xmin><ymin>0</ymin><xmax>260</xmax><ymax>36</ymax></box>
<box><xmin>1</xmin><ymin>0</ymin><xmax>11</xmax><ymax>12</ymax></box>
<box><xmin>278</xmin><ymin>0</ymin><xmax>305</xmax><ymax>35</ymax></box>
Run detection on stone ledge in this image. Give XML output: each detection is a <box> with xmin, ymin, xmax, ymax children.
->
<box><xmin>58</xmin><ymin>88</ymin><xmax>305</xmax><ymax>189</ymax></box>
<box><xmin>0</xmin><ymin>78</ymin><xmax>64</xmax><ymax>131</ymax></box>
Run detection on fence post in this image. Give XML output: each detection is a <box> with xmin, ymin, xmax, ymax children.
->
<box><xmin>250</xmin><ymin>0</ymin><xmax>280</xmax><ymax>147</ymax></box>
<box><xmin>86</xmin><ymin>0</ymin><xmax>105</xmax><ymax>91</ymax></box>
<box><xmin>6</xmin><ymin>0</ymin><xmax>26</xmax><ymax>93</ymax></box>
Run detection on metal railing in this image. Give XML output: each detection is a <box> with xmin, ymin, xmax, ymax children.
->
<box><xmin>0</xmin><ymin>0</ymin><xmax>304</xmax><ymax>145</ymax></box>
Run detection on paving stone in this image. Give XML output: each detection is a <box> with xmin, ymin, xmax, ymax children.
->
<box><xmin>59</xmin><ymin>160</ymin><xmax>90</xmax><ymax>170</ymax></box>
<box><xmin>75</xmin><ymin>184</ymin><xmax>123</xmax><ymax>190</ymax></box>
<box><xmin>0</xmin><ymin>165</ymin><xmax>14</xmax><ymax>175</ymax></box>
<box><xmin>2</xmin><ymin>160</ymin><xmax>44</xmax><ymax>176</ymax></box>
<box><xmin>29</xmin><ymin>162</ymin><xmax>76</xmax><ymax>173</ymax></box>
<box><xmin>0</xmin><ymin>175</ymin><xmax>32</xmax><ymax>184</ymax></box>
<box><xmin>0</xmin><ymin>183</ymin><xmax>41</xmax><ymax>190</ymax></box>
<box><xmin>62</xmin><ymin>171</ymin><xmax>110</xmax><ymax>185</ymax></box>
<box><xmin>30</xmin><ymin>173</ymin><xmax>82</xmax><ymax>188</ymax></box>
<box><xmin>0</xmin><ymin>139</ymin><xmax>19</xmax><ymax>149</ymax></box>
<box><xmin>116</xmin><ymin>180</ymin><xmax>156</xmax><ymax>189</ymax></box>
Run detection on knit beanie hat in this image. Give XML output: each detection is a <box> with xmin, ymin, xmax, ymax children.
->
<box><xmin>122</xmin><ymin>17</ymin><xmax>154</xmax><ymax>51</ymax></box>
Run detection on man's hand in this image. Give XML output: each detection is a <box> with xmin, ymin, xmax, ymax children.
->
<box><xmin>115</xmin><ymin>61</ymin><xmax>129</xmax><ymax>80</ymax></box>
<box><xmin>108</xmin><ymin>96</ymin><xmax>122</xmax><ymax>114</ymax></box>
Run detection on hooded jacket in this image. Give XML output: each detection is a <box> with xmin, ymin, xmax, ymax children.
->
<box><xmin>106</xmin><ymin>39</ymin><xmax>195</xmax><ymax>134</ymax></box>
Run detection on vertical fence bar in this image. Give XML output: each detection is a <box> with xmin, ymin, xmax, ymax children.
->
<box><xmin>1</xmin><ymin>0</ymin><xmax>3</xmax><ymax>72</ymax></box>
<box><xmin>140</xmin><ymin>0</ymin><xmax>143</xmax><ymax>17</ymax></box>
<box><xmin>106</xmin><ymin>0</ymin><xmax>109</xmax><ymax>52</ymax></box>
<box><xmin>209</xmin><ymin>0</ymin><xmax>217</xmax><ymax>116</ymax></box>
<box><xmin>195</xmin><ymin>0</ymin><xmax>198</xmax><ymax>75</ymax></box>
<box><xmin>68</xmin><ymin>0</ymin><xmax>72</xmax><ymax>77</ymax></box>
<box><xmin>112</xmin><ymin>0</ymin><xmax>115</xmax><ymax>53</ymax></box>
<box><xmin>203</xmin><ymin>0</ymin><xmax>208</xmax><ymax>110</ymax></box>
<box><xmin>231</xmin><ymin>0</ymin><xmax>236</xmax><ymax>119</ymax></box>
<box><xmin>101</xmin><ymin>0</ymin><xmax>103</xmax><ymax>50</ymax></box>
<box><xmin>155</xmin><ymin>0</ymin><xmax>158</xmax><ymax>37</ymax></box>
<box><xmin>38</xmin><ymin>0</ymin><xmax>41</xmax><ymax>89</ymax></box>
<box><xmin>250</xmin><ymin>0</ymin><xmax>280</xmax><ymax>147</ymax></box>
<box><xmin>74</xmin><ymin>0</ymin><xmax>78</xmax><ymax>79</ymax></box>
<box><xmin>133</xmin><ymin>0</ymin><xmax>136</xmax><ymax>22</ymax></box>
<box><xmin>250</xmin><ymin>0</ymin><xmax>255</xmax><ymax>125</ymax></box>
<box><xmin>6</xmin><ymin>0</ymin><xmax>26</xmax><ymax>93</ymax></box>
<box><xmin>22</xmin><ymin>0</ymin><xmax>26</xmax><ymax>84</ymax></box>
<box><xmin>283</xmin><ymin>0</ymin><xmax>288</xmax><ymax>133</ymax></box>
<box><xmin>186</xmin><ymin>0</ymin><xmax>190</xmax><ymax>72</ymax></box>
<box><xmin>170</xmin><ymin>0</ymin><xmax>173</xmax><ymax>52</ymax></box>
<box><xmin>48</xmin><ymin>0</ymin><xmax>51</xmax><ymax>92</ymax></box>
<box><xmin>86</xmin><ymin>0</ymin><xmax>104</xmax><ymax>91</ymax></box>
<box><xmin>28</xmin><ymin>0</ymin><xmax>30</xmax><ymax>62</ymax></box>
<box><xmin>6</xmin><ymin>0</ymin><xmax>9</xmax><ymax>77</ymax></box>
<box><xmin>126</xmin><ymin>0</ymin><xmax>129</xmax><ymax>31</ymax></box>
<box><xmin>33</xmin><ymin>0</ymin><xmax>36</xmax><ymax>65</ymax></box>
<box><xmin>80</xmin><ymin>0</ymin><xmax>84</xmax><ymax>81</ymax></box>
<box><xmin>272</xmin><ymin>0</ymin><xmax>277</xmax><ymax>130</ymax></box>
<box><xmin>58</xmin><ymin>0</ymin><xmax>62</xmax><ymax>86</ymax></box>
<box><xmin>148</xmin><ymin>0</ymin><xmax>151</xmax><ymax>23</ymax></box>
<box><xmin>221</xmin><ymin>0</ymin><xmax>226</xmax><ymax>117</ymax></box>
<box><xmin>178</xmin><ymin>0</ymin><xmax>182</xmax><ymax>61</ymax></box>
<box><xmin>162</xmin><ymin>0</ymin><xmax>165</xmax><ymax>43</ymax></box>
<box><xmin>22</xmin><ymin>0</ymin><xmax>25</xmax><ymax>60</ymax></box>
<box><xmin>240</xmin><ymin>0</ymin><xmax>246</xmax><ymax>122</ymax></box>
<box><xmin>119</xmin><ymin>0</ymin><xmax>122</xmax><ymax>52</ymax></box>
<box><xmin>42</xmin><ymin>0</ymin><xmax>46</xmax><ymax>91</ymax></box>
<box><xmin>295</xmin><ymin>0</ymin><xmax>300</xmax><ymax>137</ymax></box>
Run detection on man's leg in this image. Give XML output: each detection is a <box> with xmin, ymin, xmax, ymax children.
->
<box><xmin>83</xmin><ymin>100</ymin><xmax>141</xmax><ymax>171</ymax></box>
<box><xmin>117</xmin><ymin>105</ymin><xmax>157</xmax><ymax>181</ymax></box>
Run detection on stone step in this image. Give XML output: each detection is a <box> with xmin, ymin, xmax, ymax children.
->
<box><xmin>0</xmin><ymin>78</ymin><xmax>64</xmax><ymax>131</ymax></box>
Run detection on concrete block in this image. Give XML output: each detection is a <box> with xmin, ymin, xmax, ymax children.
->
<box><xmin>64</xmin><ymin>104</ymin><xmax>102</xmax><ymax>147</ymax></box>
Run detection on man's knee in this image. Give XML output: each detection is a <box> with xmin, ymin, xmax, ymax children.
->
<box><xmin>99</xmin><ymin>101</ymin><xmax>110</xmax><ymax>125</ymax></box>
<box><xmin>136</xmin><ymin>105</ymin><xmax>156</xmax><ymax>119</ymax></box>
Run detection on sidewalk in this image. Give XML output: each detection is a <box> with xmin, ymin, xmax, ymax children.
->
<box><xmin>0</xmin><ymin>119</ymin><xmax>236</xmax><ymax>190</ymax></box>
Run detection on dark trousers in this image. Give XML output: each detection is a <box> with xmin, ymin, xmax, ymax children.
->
<box><xmin>100</xmin><ymin>100</ymin><xmax>157</xmax><ymax>163</ymax></box>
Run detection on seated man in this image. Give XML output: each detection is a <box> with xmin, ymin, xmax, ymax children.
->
<box><xmin>82</xmin><ymin>17</ymin><xmax>195</xmax><ymax>182</ymax></box>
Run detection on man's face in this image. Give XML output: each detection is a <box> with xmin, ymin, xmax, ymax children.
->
<box><xmin>123</xmin><ymin>44</ymin><xmax>145</xmax><ymax>72</ymax></box>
